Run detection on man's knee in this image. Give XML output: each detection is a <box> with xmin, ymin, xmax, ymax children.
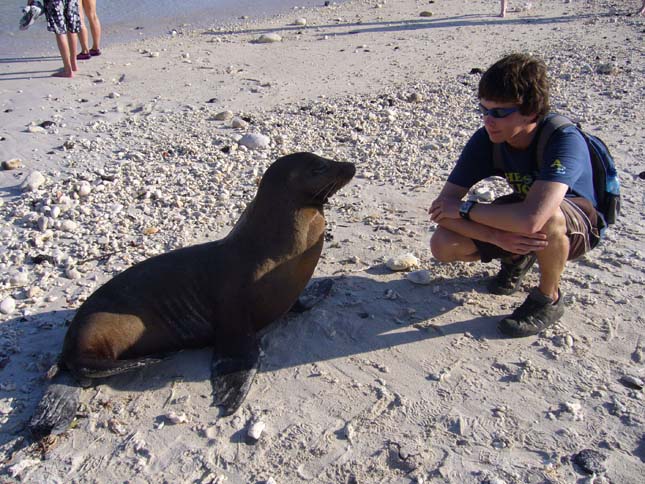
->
<box><xmin>430</xmin><ymin>228</ymin><xmax>474</xmax><ymax>262</ymax></box>
<box><xmin>540</xmin><ymin>210</ymin><xmax>567</xmax><ymax>240</ymax></box>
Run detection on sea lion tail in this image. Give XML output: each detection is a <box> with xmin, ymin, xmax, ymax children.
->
<box><xmin>29</xmin><ymin>371</ymin><xmax>81</xmax><ymax>439</ymax></box>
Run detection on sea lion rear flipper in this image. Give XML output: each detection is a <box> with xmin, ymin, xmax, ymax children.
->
<box><xmin>290</xmin><ymin>278</ymin><xmax>334</xmax><ymax>313</ymax></box>
<box><xmin>29</xmin><ymin>371</ymin><xmax>81</xmax><ymax>438</ymax></box>
<box><xmin>211</xmin><ymin>341</ymin><xmax>260</xmax><ymax>416</ymax></box>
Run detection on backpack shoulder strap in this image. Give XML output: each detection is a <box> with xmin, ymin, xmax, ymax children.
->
<box><xmin>535</xmin><ymin>114</ymin><xmax>575</xmax><ymax>169</ymax></box>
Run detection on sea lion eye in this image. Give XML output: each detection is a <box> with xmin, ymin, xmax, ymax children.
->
<box><xmin>311</xmin><ymin>162</ymin><xmax>328</xmax><ymax>175</ymax></box>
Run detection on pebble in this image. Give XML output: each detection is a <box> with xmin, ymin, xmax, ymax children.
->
<box><xmin>213</xmin><ymin>110</ymin><xmax>234</xmax><ymax>121</ymax></box>
<box><xmin>2</xmin><ymin>159</ymin><xmax>22</xmax><ymax>170</ymax></box>
<box><xmin>619</xmin><ymin>375</ymin><xmax>643</xmax><ymax>390</ymax></box>
<box><xmin>231</xmin><ymin>117</ymin><xmax>249</xmax><ymax>129</ymax></box>
<box><xmin>27</xmin><ymin>125</ymin><xmax>46</xmax><ymax>134</ymax></box>
<box><xmin>386</xmin><ymin>253</ymin><xmax>419</xmax><ymax>271</ymax></box>
<box><xmin>164</xmin><ymin>411</ymin><xmax>188</xmax><ymax>424</ymax></box>
<box><xmin>247</xmin><ymin>420</ymin><xmax>266</xmax><ymax>440</ymax></box>
<box><xmin>239</xmin><ymin>133</ymin><xmax>270</xmax><ymax>150</ymax></box>
<box><xmin>21</xmin><ymin>171</ymin><xmax>46</xmax><ymax>191</ymax></box>
<box><xmin>407</xmin><ymin>92</ymin><xmax>424</xmax><ymax>103</ymax></box>
<box><xmin>596</xmin><ymin>63</ymin><xmax>616</xmax><ymax>75</ymax></box>
<box><xmin>0</xmin><ymin>297</ymin><xmax>16</xmax><ymax>315</ymax></box>
<box><xmin>256</xmin><ymin>33</ymin><xmax>282</xmax><ymax>43</ymax></box>
<box><xmin>419</xmin><ymin>11</ymin><xmax>433</xmax><ymax>17</ymax></box>
<box><xmin>108</xmin><ymin>92</ymin><xmax>121</xmax><ymax>99</ymax></box>
<box><xmin>406</xmin><ymin>270</ymin><xmax>433</xmax><ymax>285</ymax></box>
<box><xmin>573</xmin><ymin>449</ymin><xmax>607</xmax><ymax>475</ymax></box>
<box><xmin>294</xmin><ymin>18</ymin><xmax>307</xmax><ymax>26</ymax></box>
<box><xmin>61</xmin><ymin>220</ymin><xmax>78</xmax><ymax>232</ymax></box>
<box><xmin>77</xmin><ymin>181</ymin><xmax>92</xmax><ymax>197</ymax></box>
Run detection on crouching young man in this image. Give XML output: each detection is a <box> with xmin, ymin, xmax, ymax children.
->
<box><xmin>428</xmin><ymin>53</ymin><xmax>601</xmax><ymax>337</ymax></box>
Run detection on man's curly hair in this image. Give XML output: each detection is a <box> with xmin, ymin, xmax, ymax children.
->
<box><xmin>478</xmin><ymin>53</ymin><xmax>550</xmax><ymax>118</ymax></box>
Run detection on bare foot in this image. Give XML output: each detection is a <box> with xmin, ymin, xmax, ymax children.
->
<box><xmin>52</xmin><ymin>69</ymin><xmax>73</xmax><ymax>78</ymax></box>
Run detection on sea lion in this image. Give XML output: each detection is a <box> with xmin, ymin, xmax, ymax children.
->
<box><xmin>30</xmin><ymin>152</ymin><xmax>355</xmax><ymax>437</ymax></box>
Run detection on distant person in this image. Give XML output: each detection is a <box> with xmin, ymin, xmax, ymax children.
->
<box><xmin>29</xmin><ymin>0</ymin><xmax>81</xmax><ymax>77</ymax></box>
<box><xmin>500</xmin><ymin>0</ymin><xmax>507</xmax><ymax>17</ymax></box>
<box><xmin>429</xmin><ymin>54</ymin><xmax>604</xmax><ymax>337</ymax></box>
<box><xmin>76</xmin><ymin>0</ymin><xmax>101</xmax><ymax>60</ymax></box>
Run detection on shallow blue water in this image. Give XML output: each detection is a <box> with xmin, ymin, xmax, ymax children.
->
<box><xmin>1</xmin><ymin>0</ymin><xmax>329</xmax><ymax>57</ymax></box>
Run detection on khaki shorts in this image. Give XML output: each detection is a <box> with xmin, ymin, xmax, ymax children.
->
<box><xmin>473</xmin><ymin>193</ymin><xmax>601</xmax><ymax>263</ymax></box>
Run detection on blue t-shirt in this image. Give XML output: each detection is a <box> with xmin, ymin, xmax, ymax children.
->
<box><xmin>448</xmin><ymin>122</ymin><xmax>597</xmax><ymax>206</ymax></box>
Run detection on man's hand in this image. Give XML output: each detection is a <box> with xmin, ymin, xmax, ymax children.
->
<box><xmin>428</xmin><ymin>196</ymin><xmax>461</xmax><ymax>222</ymax></box>
<box><xmin>493</xmin><ymin>230</ymin><xmax>548</xmax><ymax>255</ymax></box>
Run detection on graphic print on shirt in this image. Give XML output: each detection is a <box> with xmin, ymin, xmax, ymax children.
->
<box><xmin>504</xmin><ymin>172</ymin><xmax>535</xmax><ymax>195</ymax></box>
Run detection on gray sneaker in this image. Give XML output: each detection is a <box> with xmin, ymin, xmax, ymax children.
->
<box><xmin>488</xmin><ymin>254</ymin><xmax>537</xmax><ymax>295</ymax></box>
<box><xmin>498</xmin><ymin>288</ymin><xmax>564</xmax><ymax>337</ymax></box>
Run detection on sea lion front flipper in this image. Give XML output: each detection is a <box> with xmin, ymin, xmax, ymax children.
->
<box><xmin>211</xmin><ymin>339</ymin><xmax>260</xmax><ymax>416</ymax></box>
<box><xmin>290</xmin><ymin>278</ymin><xmax>334</xmax><ymax>313</ymax></box>
<box><xmin>29</xmin><ymin>371</ymin><xmax>81</xmax><ymax>438</ymax></box>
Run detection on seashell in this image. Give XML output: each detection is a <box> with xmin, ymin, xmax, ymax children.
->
<box><xmin>213</xmin><ymin>110</ymin><xmax>234</xmax><ymax>121</ymax></box>
<box><xmin>231</xmin><ymin>117</ymin><xmax>249</xmax><ymax>129</ymax></box>
<box><xmin>386</xmin><ymin>253</ymin><xmax>419</xmax><ymax>271</ymax></box>
<box><xmin>77</xmin><ymin>181</ymin><xmax>92</xmax><ymax>197</ymax></box>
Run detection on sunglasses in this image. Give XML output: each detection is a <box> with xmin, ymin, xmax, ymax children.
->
<box><xmin>478</xmin><ymin>103</ymin><xmax>519</xmax><ymax>119</ymax></box>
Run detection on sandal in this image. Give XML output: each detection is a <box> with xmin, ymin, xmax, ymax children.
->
<box><xmin>89</xmin><ymin>48</ymin><xmax>101</xmax><ymax>56</ymax></box>
<box><xmin>77</xmin><ymin>52</ymin><xmax>91</xmax><ymax>60</ymax></box>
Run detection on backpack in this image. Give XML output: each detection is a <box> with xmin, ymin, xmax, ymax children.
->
<box><xmin>492</xmin><ymin>114</ymin><xmax>620</xmax><ymax>231</ymax></box>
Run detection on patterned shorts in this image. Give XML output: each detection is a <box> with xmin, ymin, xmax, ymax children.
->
<box><xmin>44</xmin><ymin>0</ymin><xmax>81</xmax><ymax>35</ymax></box>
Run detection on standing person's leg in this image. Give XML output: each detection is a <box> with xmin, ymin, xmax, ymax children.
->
<box><xmin>83</xmin><ymin>0</ymin><xmax>102</xmax><ymax>55</ymax></box>
<box><xmin>500</xmin><ymin>0</ymin><xmax>507</xmax><ymax>17</ymax></box>
<box><xmin>77</xmin><ymin>0</ymin><xmax>91</xmax><ymax>59</ymax></box>
<box><xmin>53</xmin><ymin>33</ymin><xmax>74</xmax><ymax>77</ymax></box>
<box><xmin>639</xmin><ymin>0</ymin><xmax>645</xmax><ymax>16</ymax></box>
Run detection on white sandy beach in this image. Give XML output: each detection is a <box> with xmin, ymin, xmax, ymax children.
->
<box><xmin>0</xmin><ymin>0</ymin><xmax>644</xmax><ymax>482</ymax></box>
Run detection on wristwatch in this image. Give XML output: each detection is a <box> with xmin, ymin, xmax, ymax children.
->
<box><xmin>459</xmin><ymin>200</ymin><xmax>477</xmax><ymax>220</ymax></box>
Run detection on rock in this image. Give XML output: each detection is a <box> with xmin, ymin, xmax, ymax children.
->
<box><xmin>77</xmin><ymin>181</ymin><xmax>92</xmax><ymax>197</ymax></box>
<box><xmin>248</xmin><ymin>420</ymin><xmax>266</xmax><ymax>440</ymax></box>
<box><xmin>239</xmin><ymin>133</ymin><xmax>270</xmax><ymax>150</ymax></box>
<box><xmin>294</xmin><ymin>18</ymin><xmax>307</xmax><ymax>26</ymax></box>
<box><xmin>0</xmin><ymin>297</ymin><xmax>16</xmax><ymax>315</ymax></box>
<box><xmin>213</xmin><ymin>110</ymin><xmax>234</xmax><ymax>121</ymax></box>
<box><xmin>164</xmin><ymin>411</ymin><xmax>188</xmax><ymax>424</ymax></box>
<box><xmin>419</xmin><ymin>11</ymin><xmax>433</xmax><ymax>17</ymax></box>
<box><xmin>21</xmin><ymin>171</ymin><xmax>46</xmax><ymax>191</ymax></box>
<box><xmin>573</xmin><ymin>449</ymin><xmax>607</xmax><ymax>475</ymax></box>
<box><xmin>231</xmin><ymin>117</ymin><xmax>249</xmax><ymax>129</ymax></box>
<box><xmin>256</xmin><ymin>33</ymin><xmax>282</xmax><ymax>43</ymax></box>
<box><xmin>386</xmin><ymin>253</ymin><xmax>419</xmax><ymax>271</ymax></box>
<box><xmin>619</xmin><ymin>375</ymin><xmax>644</xmax><ymax>390</ymax></box>
<box><xmin>406</xmin><ymin>270</ymin><xmax>433</xmax><ymax>285</ymax></box>
<box><xmin>407</xmin><ymin>92</ymin><xmax>424</xmax><ymax>103</ymax></box>
<box><xmin>108</xmin><ymin>92</ymin><xmax>121</xmax><ymax>99</ymax></box>
<box><xmin>149</xmin><ymin>52</ymin><xmax>160</xmax><ymax>58</ymax></box>
<box><xmin>27</xmin><ymin>125</ymin><xmax>46</xmax><ymax>134</ymax></box>
<box><xmin>61</xmin><ymin>220</ymin><xmax>78</xmax><ymax>232</ymax></box>
<box><xmin>596</xmin><ymin>63</ymin><xmax>616</xmax><ymax>75</ymax></box>
<box><xmin>2</xmin><ymin>159</ymin><xmax>22</xmax><ymax>170</ymax></box>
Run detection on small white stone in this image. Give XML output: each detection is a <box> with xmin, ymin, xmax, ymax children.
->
<box><xmin>406</xmin><ymin>270</ymin><xmax>433</xmax><ymax>285</ymax></box>
<box><xmin>21</xmin><ymin>171</ymin><xmax>46</xmax><ymax>191</ymax></box>
<box><xmin>0</xmin><ymin>297</ymin><xmax>16</xmax><ymax>315</ymax></box>
<box><xmin>231</xmin><ymin>117</ymin><xmax>248</xmax><ymax>129</ymax></box>
<box><xmin>247</xmin><ymin>420</ymin><xmax>266</xmax><ymax>440</ymax></box>
<box><xmin>294</xmin><ymin>18</ymin><xmax>307</xmax><ymax>26</ymax></box>
<box><xmin>108</xmin><ymin>92</ymin><xmax>121</xmax><ymax>99</ymax></box>
<box><xmin>10</xmin><ymin>272</ymin><xmax>29</xmax><ymax>285</ymax></box>
<box><xmin>61</xmin><ymin>220</ymin><xmax>78</xmax><ymax>232</ymax></box>
<box><xmin>386</xmin><ymin>253</ymin><xmax>419</xmax><ymax>271</ymax></box>
<box><xmin>165</xmin><ymin>411</ymin><xmax>188</xmax><ymax>424</ymax></box>
<box><xmin>239</xmin><ymin>133</ymin><xmax>270</xmax><ymax>150</ymax></box>
<box><xmin>256</xmin><ymin>33</ymin><xmax>282</xmax><ymax>43</ymax></box>
<box><xmin>77</xmin><ymin>181</ymin><xmax>92</xmax><ymax>197</ymax></box>
<box><xmin>65</xmin><ymin>267</ymin><xmax>81</xmax><ymax>280</ymax></box>
<box><xmin>213</xmin><ymin>110</ymin><xmax>234</xmax><ymax>121</ymax></box>
<box><xmin>27</xmin><ymin>125</ymin><xmax>46</xmax><ymax>134</ymax></box>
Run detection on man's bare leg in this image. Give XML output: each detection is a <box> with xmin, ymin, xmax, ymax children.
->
<box><xmin>534</xmin><ymin>209</ymin><xmax>569</xmax><ymax>301</ymax></box>
<box><xmin>500</xmin><ymin>0</ymin><xmax>507</xmax><ymax>17</ymax></box>
<box><xmin>430</xmin><ymin>227</ymin><xmax>481</xmax><ymax>263</ymax></box>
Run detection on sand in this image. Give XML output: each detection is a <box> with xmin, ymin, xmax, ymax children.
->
<box><xmin>0</xmin><ymin>1</ymin><xmax>644</xmax><ymax>483</ymax></box>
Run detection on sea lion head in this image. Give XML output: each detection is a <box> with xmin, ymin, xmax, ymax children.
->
<box><xmin>258</xmin><ymin>152</ymin><xmax>356</xmax><ymax>206</ymax></box>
